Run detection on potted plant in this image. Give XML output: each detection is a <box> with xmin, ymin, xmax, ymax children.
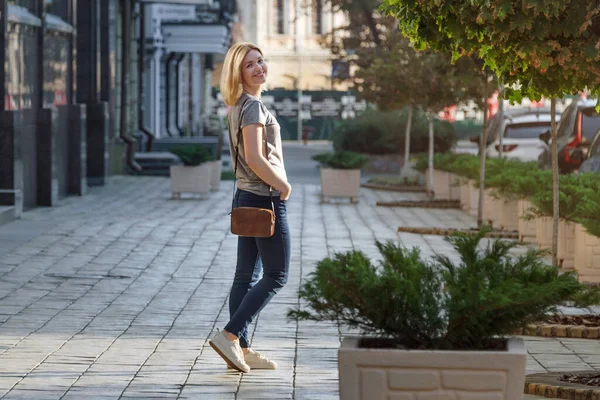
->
<box><xmin>288</xmin><ymin>229</ymin><xmax>599</xmax><ymax>400</ymax></box>
<box><xmin>169</xmin><ymin>144</ymin><xmax>214</xmax><ymax>198</ymax></box>
<box><xmin>312</xmin><ymin>151</ymin><xmax>369</xmax><ymax>203</ymax></box>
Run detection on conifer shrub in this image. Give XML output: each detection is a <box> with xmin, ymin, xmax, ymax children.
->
<box><xmin>288</xmin><ymin>229</ymin><xmax>600</xmax><ymax>350</ymax></box>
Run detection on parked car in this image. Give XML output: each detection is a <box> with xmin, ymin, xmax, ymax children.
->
<box><xmin>538</xmin><ymin>99</ymin><xmax>600</xmax><ymax>174</ymax></box>
<box><xmin>486</xmin><ymin>108</ymin><xmax>558</xmax><ymax>161</ymax></box>
<box><xmin>466</xmin><ymin>108</ymin><xmax>558</xmax><ymax>161</ymax></box>
<box><xmin>578</xmin><ymin>124</ymin><xmax>600</xmax><ymax>173</ymax></box>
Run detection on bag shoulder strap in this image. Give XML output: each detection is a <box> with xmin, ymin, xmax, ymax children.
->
<box><xmin>229</xmin><ymin>97</ymin><xmax>274</xmax><ymax>213</ymax></box>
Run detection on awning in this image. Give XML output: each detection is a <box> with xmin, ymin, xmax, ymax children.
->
<box><xmin>162</xmin><ymin>24</ymin><xmax>230</xmax><ymax>54</ymax></box>
<box><xmin>138</xmin><ymin>0</ymin><xmax>212</xmax><ymax>4</ymax></box>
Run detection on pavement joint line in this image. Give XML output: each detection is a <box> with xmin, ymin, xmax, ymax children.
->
<box><xmin>112</xmin><ymin>193</ymin><xmax>230</xmax><ymax>399</ymax></box>
<box><xmin>0</xmin><ymin>226</ymin><xmax>125</xmax><ymax>304</ymax></box>
<box><xmin>558</xmin><ymin>337</ymin><xmax>594</xmax><ymax>371</ymax></box>
<box><xmin>291</xmin><ymin>185</ymin><xmax>306</xmax><ymax>400</ymax></box>
<box><xmin>55</xmin><ymin>190</ymin><xmax>226</xmax><ymax>399</ymax></box>
<box><xmin>0</xmin><ymin>212</ymin><xmax>176</xmax><ymax>360</ymax></box>
<box><xmin>4</xmin><ymin>209</ymin><xmax>179</xmax><ymax>397</ymax></box>
<box><xmin>177</xmin><ymin>228</ymin><xmax>245</xmax><ymax>398</ymax></box>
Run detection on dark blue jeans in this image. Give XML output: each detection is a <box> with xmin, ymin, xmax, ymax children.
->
<box><xmin>225</xmin><ymin>189</ymin><xmax>291</xmax><ymax>348</ymax></box>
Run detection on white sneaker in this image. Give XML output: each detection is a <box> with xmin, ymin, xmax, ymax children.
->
<box><xmin>209</xmin><ymin>330</ymin><xmax>251</xmax><ymax>373</ymax></box>
<box><xmin>228</xmin><ymin>349</ymin><xmax>277</xmax><ymax>370</ymax></box>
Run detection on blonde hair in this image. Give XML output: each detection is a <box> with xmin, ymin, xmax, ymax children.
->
<box><xmin>220</xmin><ymin>42</ymin><xmax>264</xmax><ymax>106</ymax></box>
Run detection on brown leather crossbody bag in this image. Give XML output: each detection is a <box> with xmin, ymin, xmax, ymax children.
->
<box><xmin>229</xmin><ymin>102</ymin><xmax>276</xmax><ymax>238</ymax></box>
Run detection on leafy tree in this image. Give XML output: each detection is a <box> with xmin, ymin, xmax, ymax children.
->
<box><xmin>382</xmin><ymin>0</ymin><xmax>600</xmax><ymax>265</ymax></box>
<box><xmin>353</xmin><ymin>31</ymin><xmax>431</xmax><ymax>174</ymax></box>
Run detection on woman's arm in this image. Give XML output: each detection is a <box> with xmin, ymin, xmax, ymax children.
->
<box><xmin>242</xmin><ymin>124</ymin><xmax>291</xmax><ymax>199</ymax></box>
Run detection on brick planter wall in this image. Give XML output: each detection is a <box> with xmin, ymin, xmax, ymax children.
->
<box><xmin>518</xmin><ymin>199</ymin><xmax>536</xmax><ymax>243</ymax></box>
<box><xmin>574</xmin><ymin>224</ymin><xmax>600</xmax><ymax>282</ymax></box>
<box><xmin>339</xmin><ymin>337</ymin><xmax>526</xmax><ymax>400</ymax></box>
<box><xmin>433</xmin><ymin>170</ymin><xmax>451</xmax><ymax>200</ymax></box>
<box><xmin>536</xmin><ymin>217</ymin><xmax>553</xmax><ymax>250</ymax></box>
<box><xmin>497</xmin><ymin>199</ymin><xmax>519</xmax><ymax>232</ymax></box>
<box><xmin>484</xmin><ymin>190</ymin><xmax>498</xmax><ymax>227</ymax></box>
<box><xmin>467</xmin><ymin>180</ymin><xmax>479</xmax><ymax>217</ymax></box>
<box><xmin>448</xmin><ymin>173</ymin><xmax>461</xmax><ymax>200</ymax></box>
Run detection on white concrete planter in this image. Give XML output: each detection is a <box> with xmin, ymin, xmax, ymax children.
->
<box><xmin>517</xmin><ymin>199</ymin><xmax>537</xmax><ymax>243</ymax></box>
<box><xmin>209</xmin><ymin>160</ymin><xmax>222</xmax><ymax>192</ymax></box>
<box><xmin>534</xmin><ymin>218</ymin><xmax>576</xmax><ymax>268</ymax></box>
<box><xmin>467</xmin><ymin>180</ymin><xmax>479</xmax><ymax>217</ymax></box>
<box><xmin>497</xmin><ymin>198</ymin><xmax>519</xmax><ymax>232</ymax></box>
<box><xmin>483</xmin><ymin>189</ymin><xmax>497</xmax><ymax>227</ymax></box>
<box><xmin>448</xmin><ymin>173</ymin><xmax>461</xmax><ymax>200</ymax></box>
<box><xmin>320</xmin><ymin>168</ymin><xmax>361</xmax><ymax>202</ymax></box>
<box><xmin>339</xmin><ymin>336</ymin><xmax>526</xmax><ymax>400</ymax></box>
<box><xmin>558</xmin><ymin>221</ymin><xmax>576</xmax><ymax>270</ymax></box>
<box><xmin>574</xmin><ymin>224</ymin><xmax>600</xmax><ymax>282</ymax></box>
<box><xmin>459</xmin><ymin>179</ymin><xmax>470</xmax><ymax>213</ymax></box>
<box><xmin>170</xmin><ymin>163</ymin><xmax>212</xmax><ymax>198</ymax></box>
<box><xmin>433</xmin><ymin>170</ymin><xmax>451</xmax><ymax>200</ymax></box>
<box><xmin>535</xmin><ymin>217</ymin><xmax>553</xmax><ymax>250</ymax></box>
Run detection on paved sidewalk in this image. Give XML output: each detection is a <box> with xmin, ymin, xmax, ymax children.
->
<box><xmin>0</xmin><ymin>176</ymin><xmax>596</xmax><ymax>399</ymax></box>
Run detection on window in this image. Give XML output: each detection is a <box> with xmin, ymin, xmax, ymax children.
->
<box><xmin>312</xmin><ymin>0</ymin><xmax>323</xmax><ymax>35</ymax></box>
<box><xmin>45</xmin><ymin>0</ymin><xmax>70</xmax><ymax>21</ymax></box>
<box><xmin>580</xmin><ymin>108</ymin><xmax>600</xmax><ymax>141</ymax></box>
<box><xmin>275</xmin><ymin>0</ymin><xmax>284</xmax><ymax>34</ymax></box>
<box><xmin>503</xmin><ymin>123</ymin><xmax>552</xmax><ymax>139</ymax></box>
<box><xmin>8</xmin><ymin>0</ymin><xmax>36</xmax><ymax>13</ymax></box>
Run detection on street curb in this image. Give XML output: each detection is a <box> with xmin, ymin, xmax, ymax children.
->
<box><xmin>524</xmin><ymin>372</ymin><xmax>600</xmax><ymax>398</ymax></box>
<box><xmin>361</xmin><ymin>183</ymin><xmax>427</xmax><ymax>193</ymax></box>
<box><xmin>516</xmin><ymin>324</ymin><xmax>600</xmax><ymax>339</ymax></box>
<box><xmin>397</xmin><ymin>226</ymin><xmax>520</xmax><ymax>239</ymax></box>
<box><xmin>377</xmin><ymin>200</ymin><xmax>461</xmax><ymax>209</ymax></box>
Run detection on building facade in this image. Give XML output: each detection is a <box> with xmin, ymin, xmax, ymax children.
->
<box><xmin>235</xmin><ymin>0</ymin><xmax>348</xmax><ymax>91</ymax></box>
<box><xmin>0</xmin><ymin>0</ymin><xmax>236</xmax><ymax>219</ymax></box>
<box><xmin>140</xmin><ymin>0</ymin><xmax>234</xmax><ymax>139</ymax></box>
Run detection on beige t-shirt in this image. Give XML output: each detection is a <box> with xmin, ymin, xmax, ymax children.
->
<box><xmin>228</xmin><ymin>93</ymin><xmax>287</xmax><ymax>196</ymax></box>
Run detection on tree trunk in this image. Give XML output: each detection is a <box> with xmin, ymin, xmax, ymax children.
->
<box><xmin>428</xmin><ymin>116</ymin><xmax>434</xmax><ymax>198</ymax></box>
<box><xmin>477</xmin><ymin>103</ymin><xmax>489</xmax><ymax>228</ymax></box>
<box><xmin>403</xmin><ymin>106</ymin><xmax>413</xmax><ymax>169</ymax></box>
<box><xmin>551</xmin><ymin>98</ymin><xmax>559</xmax><ymax>266</ymax></box>
<box><xmin>497</xmin><ymin>82</ymin><xmax>504</xmax><ymax>158</ymax></box>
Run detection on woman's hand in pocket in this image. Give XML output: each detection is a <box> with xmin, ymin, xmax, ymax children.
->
<box><xmin>279</xmin><ymin>182</ymin><xmax>292</xmax><ymax>201</ymax></box>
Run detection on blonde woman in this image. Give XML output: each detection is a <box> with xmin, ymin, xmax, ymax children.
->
<box><xmin>209</xmin><ymin>43</ymin><xmax>291</xmax><ymax>373</ymax></box>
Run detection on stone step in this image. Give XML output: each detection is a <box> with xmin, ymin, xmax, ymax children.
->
<box><xmin>0</xmin><ymin>206</ymin><xmax>17</xmax><ymax>226</ymax></box>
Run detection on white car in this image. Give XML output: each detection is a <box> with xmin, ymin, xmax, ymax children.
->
<box><xmin>486</xmin><ymin>108</ymin><xmax>560</xmax><ymax>162</ymax></box>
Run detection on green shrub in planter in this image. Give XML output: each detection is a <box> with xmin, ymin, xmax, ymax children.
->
<box><xmin>486</xmin><ymin>160</ymin><xmax>551</xmax><ymax>199</ymax></box>
<box><xmin>575</xmin><ymin>188</ymin><xmax>600</xmax><ymax>238</ymax></box>
<box><xmin>413</xmin><ymin>152</ymin><xmax>465</xmax><ymax>173</ymax></box>
<box><xmin>445</xmin><ymin>154</ymin><xmax>480</xmax><ymax>181</ymax></box>
<box><xmin>169</xmin><ymin>145</ymin><xmax>214</xmax><ymax>166</ymax></box>
<box><xmin>288</xmin><ymin>229</ymin><xmax>600</xmax><ymax>350</ymax></box>
<box><xmin>312</xmin><ymin>151</ymin><xmax>369</xmax><ymax>170</ymax></box>
<box><xmin>332</xmin><ymin>109</ymin><xmax>456</xmax><ymax>155</ymax></box>
<box><xmin>530</xmin><ymin>174</ymin><xmax>587</xmax><ymax>221</ymax></box>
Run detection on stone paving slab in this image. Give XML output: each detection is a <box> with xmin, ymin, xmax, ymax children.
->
<box><xmin>0</xmin><ymin>176</ymin><xmax>597</xmax><ymax>399</ymax></box>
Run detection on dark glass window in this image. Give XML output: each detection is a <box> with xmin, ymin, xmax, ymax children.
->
<box><xmin>275</xmin><ymin>0</ymin><xmax>284</xmax><ymax>34</ymax></box>
<box><xmin>43</xmin><ymin>32</ymin><xmax>70</xmax><ymax>108</ymax></box>
<box><xmin>312</xmin><ymin>0</ymin><xmax>323</xmax><ymax>35</ymax></box>
<box><xmin>45</xmin><ymin>0</ymin><xmax>70</xmax><ymax>21</ymax></box>
<box><xmin>504</xmin><ymin>123</ymin><xmax>552</xmax><ymax>139</ymax></box>
<box><xmin>5</xmin><ymin>23</ymin><xmax>38</xmax><ymax>110</ymax></box>
<box><xmin>8</xmin><ymin>0</ymin><xmax>36</xmax><ymax>14</ymax></box>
